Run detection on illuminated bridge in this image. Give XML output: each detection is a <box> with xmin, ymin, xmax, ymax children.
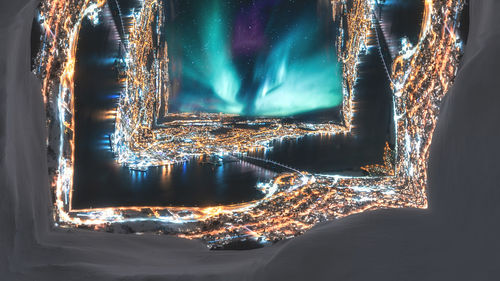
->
<box><xmin>106</xmin><ymin>0</ymin><xmax>133</xmax><ymax>61</ymax></box>
<box><xmin>372</xmin><ymin>1</ymin><xmax>396</xmax><ymax>85</ymax></box>
<box><xmin>234</xmin><ymin>154</ymin><xmax>305</xmax><ymax>177</ymax></box>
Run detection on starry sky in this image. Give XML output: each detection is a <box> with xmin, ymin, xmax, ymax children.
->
<box><xmin>164</xmin><ymin>0</ymin><xmax>343</xmax><ymax>117</ymax></box>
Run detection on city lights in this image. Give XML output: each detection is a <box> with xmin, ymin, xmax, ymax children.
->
<box><xmin>35</xmin><ymin>0</ymin><xmax>465</xmax><ymax>248</ymax></box>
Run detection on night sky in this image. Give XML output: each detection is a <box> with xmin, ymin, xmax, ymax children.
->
<box><xmin>164</xmin><ymin>0</ymin><xmax>343</xmax><ymax>116</ymax></box>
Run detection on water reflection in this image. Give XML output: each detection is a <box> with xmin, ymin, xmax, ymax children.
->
<box><xmin>72</xmin><ymin>15</ymin><xmax>275</xmax><ymax>209</ymax></box>
<box><xmin>70</xmin><ymin>0</ymin><xmax>428</xmax><ymax>209</ymax></box>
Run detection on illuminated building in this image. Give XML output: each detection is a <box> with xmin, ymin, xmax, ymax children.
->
<box><xmin>34</xmin><ymin>0</ymin><xmax>466</xmax><ymax>248</ymax></box>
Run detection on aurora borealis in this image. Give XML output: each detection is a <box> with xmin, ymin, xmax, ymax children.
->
<box><xmin>34</xmin><ymin>0</ymin><xmax>469</xmax><ymax>252</ymax></box>
<box><xmin>165</xmin><ymin>0</ymin><xmax>343</xmax><ymax>117</ymax></box>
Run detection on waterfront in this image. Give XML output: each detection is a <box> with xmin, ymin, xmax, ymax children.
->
<box><xmin>72</xmin><ymin>12</ymin><xmax>276</xmax><ymax>208</ymax></box>
<box><xmin>70</xmin><ymin>0</ymin><xmax>415</xmax><ymax>209</ymax></box>
<box><xmin>247</xmin><ymin>39</ymin><xmax>394</xmax><ymax>174</ymax></box>
<box><xmin>34</xmin><ymin>0</ymin><xmax>466</xmax><ymax>247</ymax></box>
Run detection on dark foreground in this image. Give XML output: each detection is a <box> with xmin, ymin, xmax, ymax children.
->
<box><xmin>3</xmin><ymin>0</ymin><xmax>500</xmax><ymax>280</ymax></box>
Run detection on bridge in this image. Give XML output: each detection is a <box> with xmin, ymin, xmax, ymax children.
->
<box><xmin>106</xmin><ymin>0</ymin><xmax>129</xmax><ymax>61</ymax></box>
<box><xmin>230</xmin><ymin>153</ymin><xmax>305</xmax><ymax>177</ymax></box>
<box><xmin>372</xmin><ymin>1</ymin><xmax>396</xmax><ymax>85</ymax></box>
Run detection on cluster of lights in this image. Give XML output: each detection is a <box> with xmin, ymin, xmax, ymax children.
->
<box><xmin>35</xmin><ymin>0</ymin><xmax>465</xmax><ymax>248</ymax></box>
<box><xmin>111</xmin><ymin>0</ymin><xmax>358</xmax><ymax>172</ymax></box>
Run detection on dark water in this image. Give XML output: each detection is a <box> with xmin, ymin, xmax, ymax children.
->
<box><xmin>68</xmin><ymin>0</ymin><xmax>433</xmax><ymax>209</ymax></box>
<box><xmin>72</xmin><ymin>16</ymin><xmax>275</xmax><ymax>209</ymax></box>
<box><xmin>374</xmin><ymin>0</ymin><xmax>425</xmax><ymax>58</ymax></box>
<box><xmin>247</xmin><ymin>37</ymin><xmax>394</xmax><ymax>174</ymax></box>
<box><xmin>459</xmin><ymin>0</ymin><xmax>470</xmax><ymax>44</ymax></box>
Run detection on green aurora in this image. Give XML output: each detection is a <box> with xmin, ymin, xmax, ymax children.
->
<box><xmin>166</xmin><ymin>0</ymin><xmax>343</xmax><ymax>117</ymax></box>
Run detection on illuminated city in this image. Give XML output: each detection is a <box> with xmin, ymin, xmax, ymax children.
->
<box><xmin>34</xmin><ymin>0</ymin><xmax>466</xmax><ymax>248</ymax></box>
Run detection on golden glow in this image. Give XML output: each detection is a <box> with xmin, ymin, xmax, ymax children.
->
<box><xmin>35</xmin><ymin>0</ymin><xmax>465</xmax><ymax>248</ymax></box>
